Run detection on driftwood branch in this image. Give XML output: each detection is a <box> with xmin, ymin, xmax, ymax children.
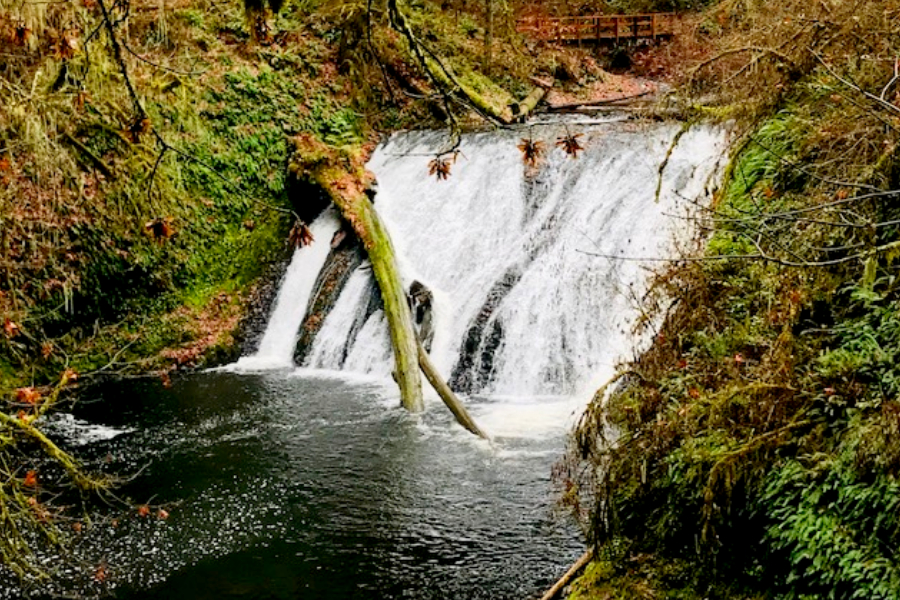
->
<box><xmin>655</xmin><ymin>121</ymin><xmax>691</xmax><ymax>202</ymax></box>
<box><xmin>689</xmin><ymin>46</ymin><xmax>798</xmax><ymax>81</ymax></box>
<box><xmin>62</xmin><ymin>132</ymin><xmax>113</xmax><ymax>178</ymax></box>
<box><xmin>813</xmin><ymin>52</ymin><xmax>900</xmax><ymax>117</ymax></box>
<box><xmin>547</xmin><ymin>89</ymin><xmax>655</xmax><ymax>112</ymax></box>
<box><xmin>539</xmin><ymin>548</ymin><xmax>593</xmax><ymax>600</ymax></box>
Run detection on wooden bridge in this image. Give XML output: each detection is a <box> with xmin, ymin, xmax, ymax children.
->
<box><xmin>516</xmin><ymin>13</ymin><xmax>675</xmax><ymax>44</ymax></box>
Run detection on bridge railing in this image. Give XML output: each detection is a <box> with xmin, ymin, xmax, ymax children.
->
<box><xmin>516</xmin><ymin>13</ymin><xmax>675</xmax><ymax>43</ymax></box>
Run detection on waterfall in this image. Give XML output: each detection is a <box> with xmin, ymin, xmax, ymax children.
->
<box><xmin>232</xmin><ymin>209</ymin><xmax>340</xmax><ymax>370</ymax></box>
<box><xmin>303</xmin><ymin>119</ymin><xmax>727</xmax><ymax>398</ymax></box>
<box><xmin>241</xmin><ymin>119</ymin><xmax>727</xmax><ymax>402</ymax></box>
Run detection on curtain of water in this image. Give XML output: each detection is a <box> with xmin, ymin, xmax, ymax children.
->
<box><xmin>305</xmin><ymin>120</ymin><xmax>728</xmax><ymax>397</ymax></box>
<box><xmin>233</xmin><ymin>209</ymin><xmax>340</xmax><ymax>370</ymax></box>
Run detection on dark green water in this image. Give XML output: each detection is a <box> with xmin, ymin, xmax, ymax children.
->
<box><xmin>7</xmin><ymin>369</ymin><xmax>582</xmax><ymax>599</ymax></box>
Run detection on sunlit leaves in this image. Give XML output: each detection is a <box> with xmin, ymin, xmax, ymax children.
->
<box><xmin>288</xmin><ymin>221</ymin><xmax>314</xmax><ymax>248</ymax></box>
<box><xmin>9</xmin><ymin>21</ymin><xmax>31</xmax><ymax>46</ymax></box>
<box><xmin>48</xmin><ymin>29</ymin><xmax>79</xmax><ymax>60</ymax></box>
<box><xmin>428</xmin><ymin>150</ymin><xmax>462</xmax><ymax>181</ymax></box>
<box><xmin>93</xmin><ymin>564</ymin><xmax>107</xmax><ymax>582</ymax></box>
<box><xmin>3</xmin><ymin>318</ymin><xmax>20</xmax><ymax>338</ymax></box>
<box><xmin>556</xmin><ymin>132</ymin><xmax>584</xmax><ymax>158</ymax></box>
<box><xmin>23</xmin><ymin>470</ymin><xmax>37</xmax><ymax>487</ymax></box>
<box><xmin>16</xmin><ymin>387</ymin><xmax>40</xmax><ymax>405</ymax></box>
<box><xmin>517</xmin><ymin>137</ymin><xmax>545</xmax><ymax>167</ymax></box>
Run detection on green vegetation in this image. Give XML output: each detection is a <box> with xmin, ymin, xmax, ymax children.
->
<box><xmin>562</xmin><ymin>0</ymin><xmax>900</xmax><ymax>598</ymax></box>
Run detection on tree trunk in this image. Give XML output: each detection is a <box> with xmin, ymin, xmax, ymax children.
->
<box><xmin>417</xmin><ymin>340</ymin><xmax>489</xmax><ymax>439</ymax></box>
<box><xmin>509</xmin><ymin>86</ymin><xmax>547</xmax><ymax>121</ymax></box>
<box><xmin>288</xmin><ymin>135</ymin><xmax>424</xmax><ymax>413</ymax></box>
<box><xmin>350</xmin><ymin>196</ymin><xmax>425</xmax><ymax>413</ymax></box>
<box><xmin>387</xmin><ymin>0</ymin><xmax>512</xmax><ymax>125</ymax></box>
<box><xmin>483</xmin><ymin>0</ymin><xmax>493</xmax><ymax>72</ymax></box>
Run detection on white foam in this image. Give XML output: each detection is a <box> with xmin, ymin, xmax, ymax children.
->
<box><xmin>42</xmin><ymin>413</ymin><xmax>135</xmax><ymax>446</ymax></box>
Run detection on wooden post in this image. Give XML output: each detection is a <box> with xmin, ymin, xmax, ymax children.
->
<box><xmin>614</xmin><ymin>15</ymin><xmax>619</xmax><ymax>42</ymax></box>
<box><xmin>652</xmin><ymin>13</ymin><xmax>657</xmax><ymax>39</ymax></box>
<box><xmin>595</xmin><ymin>16</ymin><xmax>600</xmax><ymax>42</ymax></box>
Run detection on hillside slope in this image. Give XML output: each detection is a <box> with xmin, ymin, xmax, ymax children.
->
<box><xmin>562</xmin><ymin>1</ymin><xmax>900</xmax><ymax>598</ymax></box>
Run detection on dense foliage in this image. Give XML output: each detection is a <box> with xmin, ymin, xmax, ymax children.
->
<box><xmin>561</xmin><ymin>0</ymin><xmax>900</xmax><ymax>597</ymax></box>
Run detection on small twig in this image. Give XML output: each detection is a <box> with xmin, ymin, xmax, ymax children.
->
<box><xmin>120</xmin><ymin>41</ymin><xmax>208</xmax><ymax>76</ymax></box>
<box><xmin>61</xmin><ymin>133</ymin><xmax>113</xmax><ymax>178</ymax></box>
<box><xmin>655</xmin><ymin>122</ymin><xmax>691</xmax><ymax>202</ymax></box>
<box><xmin>813</xmin><ymin>52</ymin><xmax>900</xmax><ymax>116</ymax></box>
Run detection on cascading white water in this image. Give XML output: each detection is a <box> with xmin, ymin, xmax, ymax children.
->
<box><xmin>232</xmin><ymin>209</ymin><xmax>340</xmax><ymax>370</ymax></box>
<box><xmin>305</xmin><ymin>118</ymin><xmax>728</xmax><ymax>403</ymax></box>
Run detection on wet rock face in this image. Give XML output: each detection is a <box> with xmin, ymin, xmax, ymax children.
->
<box><xmin>409</xmin><ymin>280</ymin><xmax>435</xmax><ymax>353</ymax></box>
<box><xmin>294</xmin><ymin>225</ymin><xmax>366</xmax><ymax>364</ymax></box>
<box><xmin>449</xmin><ymin>268</ymin><xmax>522</xmax><ymax>394</ymax></box>
<box><xmin>234</xmin><ymin>246</ymin><xmax>293</xmax><ymax>357</ymax></box>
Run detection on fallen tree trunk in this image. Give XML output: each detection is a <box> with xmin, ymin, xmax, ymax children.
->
<box><xmin>546</xmin><ymin>89</ymin><xmax>656</xmax><ymax>112</ymax></box>
<box><xmin>387</xmin><ymin>0</ymin><xmax>513</xmax><ymax>126</ymax></box>
<box><xmin>288</xmin><ymin>135</ymin><xmax>492</xmax><ymax>436</ymax></box>
<box><xmin>417</xmin><ymin>339</ymin><xmax>490</xmax><ymax>440</ymax></box>
<box><xmin>288</xmin><ymin>135</ymin><xmax>424</xmax><ymax>412</ymax></box>
<box><xmin>510</xmin><ymin>86</ymin><xmax>548</xmax><ymax>122</ymax></box>
<box><xmin>348</xmin><ymin>194</ymin><xmax>425</xmax><ymax>413</ymax></box>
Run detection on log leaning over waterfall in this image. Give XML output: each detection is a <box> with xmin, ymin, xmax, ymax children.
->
<box><xmin>352</xmin><ymin>194</ymin><xmax>425</xmax><ymax>413</ymax></box>
<box><xmin>288</xmin><ymin>135</ymin><xmax>424</xmax><ymax>413</ymax></box>
<box><xmin>417</xmin><ymin>340</ymin><xmax>490</xmax><ymax>440</ymax></box>
<box><xmin>287</xmin><ymin>135</ymin><xmax>489</xmax><ymax>436</ymax></box>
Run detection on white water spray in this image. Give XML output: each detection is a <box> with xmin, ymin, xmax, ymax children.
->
<box><xmin>232</xmin><ymin>209</ymin><xmax>340</xmax><ymax>371</ymax></box>
<box><xmin>305</xmin><ymin>121</ymin><xmax>727</xmax><ymax>406</ymax></box>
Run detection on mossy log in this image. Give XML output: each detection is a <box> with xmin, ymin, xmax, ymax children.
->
<box><xmin>387</xmin><ymin>0</ymin><xmax>513</xmax><ymax>125</ymax></box>
<box><xmin>288</xmin><ymin>135</ymin><xmax>424</xmax><ymax>412</ymax></box>
<box><xmin>509</xmin><ymin>87</ymin><xmax>548</xmax><ymax>122</ymax></box>
<box><xmin>417</xmin><ymin>340</ymin><xmax>489</xmax><ymax>440</ymax></box>
<box><xmin>355</xmin><ymin>194</ymin><xmax>425</xmax><ymax>412</ymax></box>
<box><xmin>288</xmin><ymin>135</ymin><xmax>490</xmax><ymax>437</ymax></box>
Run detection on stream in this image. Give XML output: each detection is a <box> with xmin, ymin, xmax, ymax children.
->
<box><xmin>19</xmin><ymin>371</ymin><xmax>582</xmax><ymax>599</ymax></box>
